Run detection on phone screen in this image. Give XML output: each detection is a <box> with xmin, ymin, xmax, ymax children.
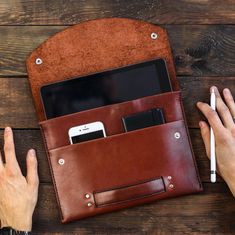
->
<box><xmin>41</xmin><ymin>58</ymin><xmax>172</xmax><ymax>119</ymax></box>
<box><xmin>71</xmin><ymin>130</ymin><xmax>105</xmax><ymax>144</ymax></box>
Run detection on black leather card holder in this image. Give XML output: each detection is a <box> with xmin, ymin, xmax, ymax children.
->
<box><xmin>122</xmin><ymin>108</ymin><xmax>165</xmax><ymax>132</ymax></box>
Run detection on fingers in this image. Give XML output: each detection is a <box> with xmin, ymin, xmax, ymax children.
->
<box><xmin>197</xmin><ymin>102</ymin><xmax>225</xmax><ymax>134</ymax></box>
<box><xmin>212</xmin><ymin>86</ymin><xmax>235</xmax><ymax>130</ymax></box>
<box><xmin>199</xmin><ymin>121</ymin><xmax>210</xmax><ymax>158</ymax></box>
<box><xmin>4</xmin><ymin>127</ymin><xmax>21</xmax><ymax>173</ymax></box>
<box><xmin>26</xmin><ymin>149</ymin><xmax>39</xmax><ymax>189</ymax></box>
<box><xmin>223</xmin><ymin>88</ymin><xmax>235</xmax><ymax>119</ymax></box>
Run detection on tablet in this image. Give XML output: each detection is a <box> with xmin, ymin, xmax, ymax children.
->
<box><xmin>40</xmin><ymin>58</ymin><xmax>172</xmax><ymax>119</ymax></box>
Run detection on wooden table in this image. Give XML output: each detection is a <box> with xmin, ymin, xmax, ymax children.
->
<box><xmin>1</xmin><ymin>1</ymin><xmax>235</xmax><ymax>234</ymax></box>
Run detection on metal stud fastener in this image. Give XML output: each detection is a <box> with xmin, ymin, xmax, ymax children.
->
<box><xmin>151</xmin><ymin>32</ymin><xmax>158</xmax><ymax>40</ymax></box>
<box><xmin>35</xmin><ymin>58</ymin><xmax>43</xmax><ymax>65</ymax></box>
<box><xmin>174</xmin><ymin>132</ymin><xmax>181</xmax><ymax>139</ymax></box>
<box><xmin>167</xmin><ymin>176</ymin><xmax>172</xmax><ymax>180</ymax></box>
<box><xmin>169</xmin><ymin>184</ymin><xmax>174</xmax><ymax>189</ymax></box>
<box><xmin>58</xmin><ymin>158</ymin><xmax>65</xmax><ymax>165</ymax></box>
<box><xmin>85</xmin><ymin>194</ymin><xmax>90</xmax><ymax>199</ymax></box>
<box><xmin>87</xmin><ymin>202</ymin><xmax>93</xmax><ymax>207</ymax></box>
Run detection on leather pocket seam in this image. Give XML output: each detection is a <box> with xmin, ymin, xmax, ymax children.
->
<box><xmin>48</xmin><ymin>119</ymin><xmax>185</xmax><ymax>154</ymax></box>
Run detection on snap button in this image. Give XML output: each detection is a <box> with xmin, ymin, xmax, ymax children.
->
<box><xmin>169</xmin><ymin>184</ymin><xmax>174</xmax><ymax>189</ymax></box>
<box><xmin>58</xmin><ymin>158</ymin><xmax>65</xmax><ymax>165</ymax></box>
<box><xmin>35</xmin><ymin>58</ymin><xmax>43</xmax><ymax>65</ymax></box>
<box><xmin>151</xmin><ymin>32</ymin><xmax>158</xmax><ymax>40</ymax></box>
<box><xmin>87</xmin><ymin>202</ymin><xmax>93</xmax><ymax>207</ymax></box>
<box><xmin>85</xmin><ymin>193</ymin><xmax>90</xmax><ymax>199</ymax></box>
<box><xmin>174</xmin><ymin>132</ymin><xmax>181</xmax><ymax>139</ymax></box>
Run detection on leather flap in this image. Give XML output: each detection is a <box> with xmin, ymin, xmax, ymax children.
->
<box><xmin>26</xmin><ymin>18</ymin><xmax>178</xmax><ymax>121</ymax></box>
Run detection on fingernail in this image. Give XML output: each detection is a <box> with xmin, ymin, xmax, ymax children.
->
<box><xmin>210</xmin><ymin>86</ymin><xmax>217</xmax><ymax>92</ymax></box>
<box><xmin>29</xmin><ymin>149</ymin><xmax>36</xmax><ymax>156</ymax></box>
<box><xmin>224</xmin><ymin>88</ymin><xmax>230</xmax><ymax>95</ymax></box>
<box><xmin>211</xmin><ymin>86</ymin><xmax>220</xmax><ymax>95</ymax></box>
<box><xmin>5</xmin><ymin>127</ymin><xmax>11</xmax><ymax>132</ymax></box>
<box><xmin>199</xmin><ymin>121</ymin><xmax>204</xmax><ymax>128</ymax></box>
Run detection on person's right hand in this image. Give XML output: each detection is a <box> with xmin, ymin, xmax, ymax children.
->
<box><xmin>197</xmin><ymin>86</ymin><xmax>235</xmax><ymax>196</ymax></box>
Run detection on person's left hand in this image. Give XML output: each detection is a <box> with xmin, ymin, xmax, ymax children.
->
<box><xmin>0</xmin><ymin>127</ymin><xmax>39</xmax><ymax>231</ymax></box>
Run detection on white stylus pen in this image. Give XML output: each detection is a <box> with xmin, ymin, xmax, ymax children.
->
<box><xmin>210</xmin><ymin>88</ymin><xmax>216</xmax><ymax>183</ymax></box>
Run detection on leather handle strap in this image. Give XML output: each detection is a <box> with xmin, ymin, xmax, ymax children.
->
<box><xmin>94</xmin><ymin>177</ymin><xmax>166</xmax><ymax>207</ymax></box>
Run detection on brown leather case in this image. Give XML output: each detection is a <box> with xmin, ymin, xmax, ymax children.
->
<box><xmin>26</xmin><ymin>18</ymin><xmax>202</xmax><ymax>223</ymax></box>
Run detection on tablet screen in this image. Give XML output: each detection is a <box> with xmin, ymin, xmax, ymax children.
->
<box><xmin>40</xmin><ymin>58</ymin><xmax>172</xmax><ymax>119</ymax></box>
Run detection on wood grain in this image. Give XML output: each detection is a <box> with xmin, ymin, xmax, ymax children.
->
<box><xmin>2</xmin><ymin>25</ymin><xmax>235</xmax><ymax>76</ymax></box>
<box><xmin>1</xmin><ymin>0</ymin><xmax>235</xmax><ymax>25</ymax></box>
<box><xmin>32</xmin><ymin>183</ymin><xmax>235</xmax><ymax>234</ymax></box>
<box><xmin>178</xmin><ymin>76</ymin><xmax>235</xmax><ymax>127</ymax></box>
<box><xmin>167</xmin><ymin>25</ymin><xmax>235</xmax><ymax>77</ymax></box>
<box><xmin>0</xmin><ymin>77</ymin><xmax>38</xmax><ymax>128</ymax></box>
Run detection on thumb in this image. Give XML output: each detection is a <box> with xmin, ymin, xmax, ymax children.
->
<box><xmin>199</xmin><ymin>121</ymin><xmax>210</xmax><ymax>159</ymax></box>
<box><xmin>26</xmin><ymin>149</ymin><xmax>39</xmax><ymax>189</ymax></box>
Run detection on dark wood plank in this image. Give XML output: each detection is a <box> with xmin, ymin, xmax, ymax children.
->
<box><xmin>166</xmin><ymin>25</ymin><xmax>235</xmax><ymax>77</ymax></box>
<box><xmin>0</xmin><ymin>128</ymin><xmax>219</xmax><ymax>183</ymax></box>
<box><xmin>0</xmin><ymin>78</ymin><xmax>37</xmax><ymax>128</ymax></box>
<box><xmin>2</xmin><ymin>25</ymin><xmax>235</xmax><ymax>76</ymax></box>
<box><xmin>178</xmin><ymin>76</ymin><xmax>235</xmax><ymax>127</ymax></box>
<box><xmin>0</xmin><ymin>76</ymin><xmax>234</xmax><ymax>128</ymax></box>
<box><xmin>32</xmin><ymin>183</ymin><xmax>235</xmax><ymax>234</ymax></box>
<box><xmin>1</xmin><ymin>0</ymin><xmax>235</xmax><ymax>25</ymax></box>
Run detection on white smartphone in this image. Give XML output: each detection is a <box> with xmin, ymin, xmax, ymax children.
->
<box><xmin>68</xmin><ymin>121</ymin><xmax>106</xmax><ymax>144</ymax></box>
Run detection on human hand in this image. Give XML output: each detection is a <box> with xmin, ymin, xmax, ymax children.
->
<box><xmin>0</xmin><ymin>127</ymin><xmax>39</xmax><ymax>231</ymax></box>
<box><xmin>197</xmin><ymin>86</ymin><xmax>235</xmax><ymax>196</ymax></box>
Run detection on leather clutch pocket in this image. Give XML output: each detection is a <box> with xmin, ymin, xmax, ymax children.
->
<box><xmin>26</xmin><ymin>18</ymin><xmax>203</xmax><ymax>223</ymax></box>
